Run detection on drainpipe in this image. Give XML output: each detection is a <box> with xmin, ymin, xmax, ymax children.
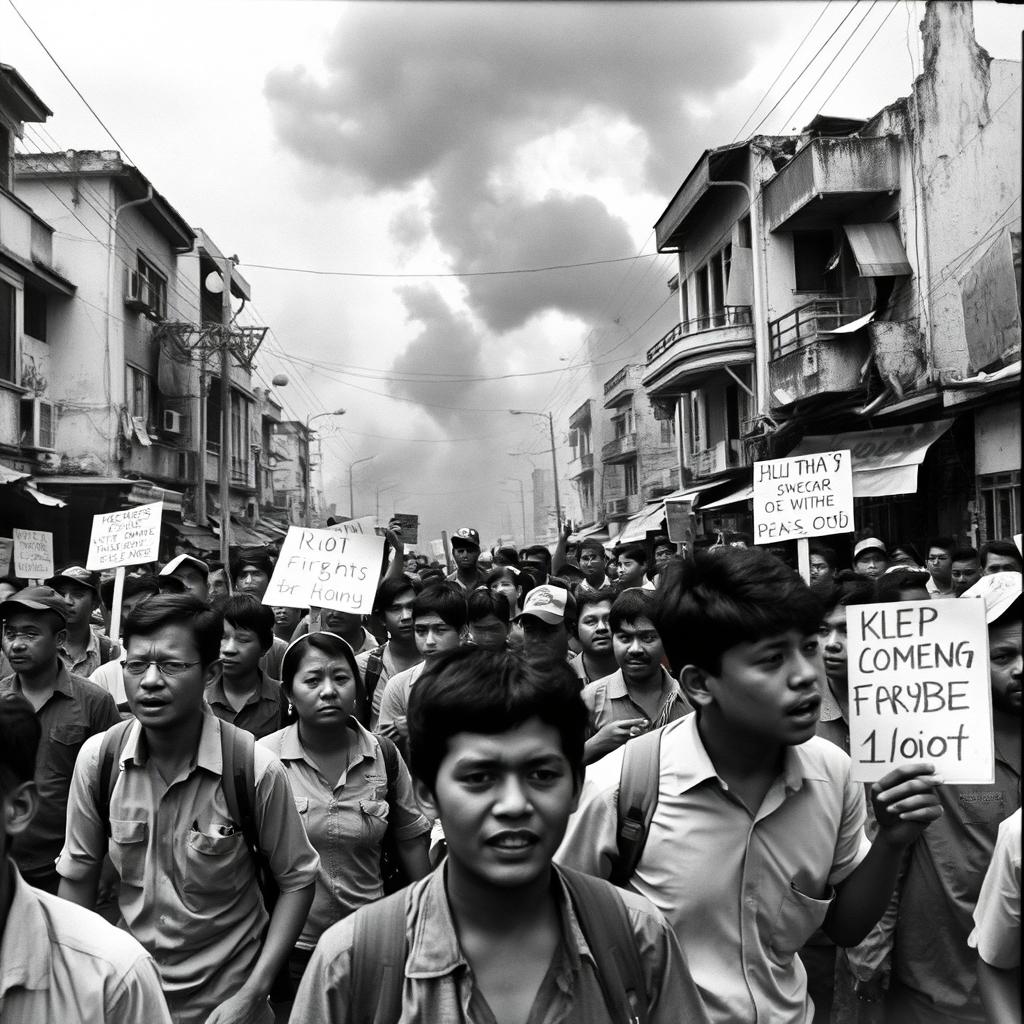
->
<box><xmin>704</xmin><ymin>178</ymin><xmax>769</xmax><ymax>419</ymax></box>
<box><xmin>106</xmin><ymin>175</ymin><xmax>154</xmax><ymax>467</ymax></box>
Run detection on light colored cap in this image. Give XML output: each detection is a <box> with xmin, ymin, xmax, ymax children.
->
<box><xmin>515</xmin><ymin>584</ymin><xmax>567</xmax><ymax>625</ymax></box>
<box><xmin>159</xmin><ymin>554</ymin><xmax>210</xmax><ymax>579</ymax></box>
<box><xmin>960</xmin><ymin>572</ymin><xmax>1022</xmax><ymax>624</ymax></box>
<box><xmin>853</xmin><ymin>537</ymin><xmax>887</xmax><ymax>559</ymax></box>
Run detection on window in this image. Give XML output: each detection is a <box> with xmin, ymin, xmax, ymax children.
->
<box><xmin>793</xmin><ymin>230</ymin><xmax>840</xmax><ymax>293</ymax></box>
<box><xmin>579</xmin><ymin>426</ymin><xmax>591</xmax><ymax>457</ymax></box>
<box><xmin>0</xmin><ymin>279</ymin><xmax>14</xmax><ymax>383</ymax></box>
<box><xmin>979</xmin><ymin>471</ymin><xmax>1020</xmax><ymax>541</ymax></box>
<box><xmin>580</xmin><ymin>477</ymin><xmax>594</xmax><ymax>512</ymax></box>
<box><xmin>623</xmin><ymin>460</ymin><xmax>638</xmax><ymax>496</ymax></box>
<box><xmin>737</xmin><ymin>215</ymin><xmax>752</xmax><ymax>248</ymax></box>
<box><xmin>688</xmin><ymin>392</ymin><xmax>704</xmax><ymax>455</ymax></box>
<box><xmin>660</xmin><ymin>417</ymin><xmax>677</xmax><ymax>444</ymax></box>
<box><xmin>231</xmin><ymin>391</ymin><xmax>254</xmax><ymax>483</ymax></box>
<box><xmin>126</xmin><ymin>365</ymin><xmax>156</xmax><ymax>427</ymax></box>
<box><xmin>137</xmin><ymin>255</ymin><xmax>167</xmax><ymax>320</ymax></box>
<box><xmin>23</xmin><ymin>287</ymin><xmax>47</xmax><ymax>342</ymax></box>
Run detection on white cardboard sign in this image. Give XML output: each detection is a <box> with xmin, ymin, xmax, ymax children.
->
<box><xmin>847</xmin><ymin>599</ymin><xmax>994</xmax><ymax>784</ymax></box>
<box><xmin>263</xmin><ymin>526</ymin><xmax>384</xmax><ymax>614</ymax></box>
<box><xmin>13</xmin><ymin>528</ymin><xmax>53</xmax><ymax>579</ymax></box>
<box><xmin>753</xmin><ymin>450</ymin><xmax>853</xmax><ymax>544</ymax></box>
<box><xmin>86</xmin><ymin>501</ymin><xmax>163</xmax><ymax>570</ymax></box>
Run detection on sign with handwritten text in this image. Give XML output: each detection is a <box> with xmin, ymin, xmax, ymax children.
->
<box><xmin>753</xmin><ymin>450</ymin><xmax>853</xmax><ymax>544</ymax></box>
<box><xmin>87</xmin><ymin>502</ymin><xmax>163</xmax><ymax>570</ymax></box>
<box><xmin>263</xmin><ymin>526</ymin><xmax>384</xmax><ymax>613</ymax></box>
<box><xmin>13</xmin><ymin>529</ymin><xmax>53</xmax><ymax>579</ymax></box>
<box><xmin>847</xmin><ymin>599</ymin><xmax>993</xmax><ymax>784</ymax></box>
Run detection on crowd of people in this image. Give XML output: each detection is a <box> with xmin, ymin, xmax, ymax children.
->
<box><xmin>0</xmin><ymin>519</ymin><xmax>1019</xmax><ymax>1024</ymax></box>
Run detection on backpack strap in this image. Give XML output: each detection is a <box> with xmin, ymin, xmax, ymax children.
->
<box><xmin>220</xmin><ymin>721</ymin><xmax>279</xmax><ymax>914</ymax></box>
<box><xmin>610</xmin><ymin>727</ymin><xmax>663</xmax><ymax>888</ymax></box>
<box><xmin>362</xmin><ymin>645</ymin><xmax>387</xmax><ymax>710</ymax></box>
<box><xmin>560</xmin><ymin>867</ymin><xmax>649</xmax><ymax>1024</ymax></box>
<box><xmin>349</xmin><ymin>888</ymin><xmax>409</xmax><ymax>1024</ymax></box>
<box><xmin>375</xmin><ymin>731</ymin><xmax>400</xmax><ymax>814</ymax></box>
<box><xmin>92</xmin><ymin>719</ymin><xmax>135</xmax><ymax>838</ymax></box>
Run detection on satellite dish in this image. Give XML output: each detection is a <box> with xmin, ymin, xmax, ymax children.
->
<box><xmin>204</xmin><ymin>271</ymin><xmax>225</xmax><ymax>294</ymax></box>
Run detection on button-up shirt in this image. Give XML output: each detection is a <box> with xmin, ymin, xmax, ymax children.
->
<box><xmin>376</xmin><ymin>661</ymin><xmax>426</xmax><ymax>748</ymax></box>
<box><xmin>1</xmin><ymin>665</ymin><xmax>119</xmax><ymax>874</ymax></box>
<box><xmin>556</xmin><ymin>713</ymin><xmax>870</xmax><ymax>1024</ymax></box>
<box><xmin>0</xmin><ymin>860</ymin><xmax>172</xmax><ymax>1024</ymax></box>
<box><xmin>291</xmin><ymin>863</ymin><xmax>709</xmax><ymax>1024</ymax></box>
<box><xmin>445</xmin><ymin>567</ymin><xmax>488</xmax><ymax>593</ymax></box>
<box><xmin>58</xmin><ymin>627</ymin><xmax>119</xmax><ymax>679</ymax></box>
<box><xmin>204</xmin><ymin>671</ymin><xmax>289</xmax><ymax>740</ymax></box>
<box><xmin>57</xmin><ymin>713</ymin><xmax>319</xmax><ymax>1024</ymax></box>
<box><xmin>581</xmin><ymin>667</ymin><xmax>692</xmax><ymax>736</ymax></box>
<box><xmin>969</xmin><ymin>806</ymin><xmax>1021</xmax><ymax>969</ymax></box>
<box><xmin>260</xmin><ymin>720</ymin><xmax>429</xmax><ymax>949</ymax></box>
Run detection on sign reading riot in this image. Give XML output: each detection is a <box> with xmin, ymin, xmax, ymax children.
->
<box><xmin>847</xmin><ymin>598</ymin><xmax>994</xmax><ymax>784</ymax></box>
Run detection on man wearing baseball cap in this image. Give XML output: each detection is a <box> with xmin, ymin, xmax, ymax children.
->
<box><xmin>47</xmin><ymin>566</ymin><xmax>120</xmax><ymax>678</ymax></box>
<box><xmin>158</xmin><ymin>554</ymin><xmax>210</xmax><ymax>603</ymax></box>
<box><xmin>515</xmin><ymin>583</ymin><xmax>577</xmax><ymax>664</ymax></box>
<box><xmin>0</xmin><ymin>586</ymin><xmax>119</xmax><ymax>893</ymax></box>
<box><xmin>446</xmin><ymin>527</ymin><xmax>487</xmax><ymax>594</ymax></box>
<box><xmin>851</xmin><ymin>538</ymin><xmax>889</xmax><ymax>580</ymax></box>
<box><xmin>864</xmin><ymin>571</ymin><xmax>1022</xmax><ymax>1021</ymax></box>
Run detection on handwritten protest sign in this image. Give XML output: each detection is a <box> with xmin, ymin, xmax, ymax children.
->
<box><xmin>86</xmin><ymin>501</ymin><xmax>163</xmax><ymax>571</ymax></box>
<box><xmin>326</xmin><ymin>515</ymin><xmax>381</xmax><ymax>536</ymax></box>
<box><xmin>13</xmin><ymin>529</ymin><xmax>53</xmax><ymax>579</ymax></box>
<box><xmin>847</xmin><ymin>598</ymin><xmax>993</xmax><ymax>784</ymax></box>
<box><xmin>0</xmin><ymin>538</ymin><xmax>12</xmax><ymax>576</ymax></box>
<box><xmin>664</xmin><ymin>498</ymin><xmax>695</xmax><ymax>548</ymax></box>
<box><xmin>753</xmin><ymin>450</ymin><xmax>853</xmax><ymax>544</ymax></box>
<box><xmin>391</xmin><ymin>513</ymin><xmax>419</xmax><ymax>545</ymax></box>
<box><xmin>264</xmin><ymin>526</ymin><xmax>384</xmax><ymax>613</ymax></box>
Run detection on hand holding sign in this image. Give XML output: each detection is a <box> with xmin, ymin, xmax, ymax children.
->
<box><xmin>869</xmin><ymin>763</ymin><xmax>944</xmax><ymax>847</ymax></box>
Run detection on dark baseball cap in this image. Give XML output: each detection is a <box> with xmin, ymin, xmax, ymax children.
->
<box><xmin>451</xmin><ymin>527</ymin><xmax>481</xmax><ymax>550</ymax></box>
<box><xmin>48</xmin><ymin>566</ymin><xmax>100</xmax><ymax>598</ymax></box>
<box><xmin>0</xmin><ymin>585</ymin><xmax>69</xmax><ymax>622</ymax></box>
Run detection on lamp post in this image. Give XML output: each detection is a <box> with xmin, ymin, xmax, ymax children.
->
<box><xmin>304</xmin><ymin>409</ymin><xmax>346</xmax><ymax>527</ymax></box>
<box><xmin>503</xmin><ymin>477</ymin><xmax>527</xmax><ymax>546</ymax></box>
<box><xmin>508</xmin><ymin>410</ymin><xmax>562</xmax><ymax>535</ymax></box>
<box><xmin>348</xmin><ymin>454</ymin><xmax>376</xmax><ymax>518</ymax></box>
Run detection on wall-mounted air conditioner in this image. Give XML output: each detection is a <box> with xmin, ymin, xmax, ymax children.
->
<box><xmin>20</xmin><ymin>396</ymin><xmax>57</xmax><ymax>450</ymax></box>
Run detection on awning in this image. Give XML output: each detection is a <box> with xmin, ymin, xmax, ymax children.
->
<box><xmin>568</xmin><ymin>522</ymin><xmax>609</xmax><ymax>543</ymax></box>
<box><xmin>787</xmin><ymin>419</ymin><xmax>954</xmax><ymax>496</ymax></box>
<box><xmin>127</xmin><ymin>482</ymin><xmax>183</xmax><ymax>514</ymax></box>
<box><xmin>0</xmin><ymin>465</ymin><xmax>29</xmax><ymax>485</ymax></box>
<box><xmin>24</xmin><ymin>483</ymin><xmax>66</xmax><ymax>507</ymax></box>
<box><xmin>660</xmin><ymin>479</ymin><xmax>735</xmax><ymax>510</ymax></box>
<box><xmin>170</xmin><ymin>521</ymin><xmax>219</xmax><ymax>552</ymax></box>
<box><xmin>843</xmin><ymin>223</ymin><xmax>912</xmax><ymax>277</ymax></box>
<box><xmin>702</xmin><ymin>482</ymin><xmax>754</xmax><ymax>509</ymax></box>
<box><xmin>617</xmin><ymin>502</ymin><xmax>667</xmax><ymax>544</ymax></box>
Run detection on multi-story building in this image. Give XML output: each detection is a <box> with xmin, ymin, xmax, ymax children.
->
<box><xmin>646</xmin><ymin>1</ymin><xmax>1020</xmax><ymax>553</ymax></box>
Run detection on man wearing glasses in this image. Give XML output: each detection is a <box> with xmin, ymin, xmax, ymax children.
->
<box><xmin>0</xmin><ymin>586</ymin><xmax>119</xmax><ymax>894</ymax></box>
<box><xmin>56</xmin><ymin>594</ymin><xmax>317</xmax><ymax>1024</ymax></box>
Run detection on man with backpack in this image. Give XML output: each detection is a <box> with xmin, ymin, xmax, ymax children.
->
<box><xmin>56</xmin><ymin>594</ymin><xmax>318</xmax><ymax>1024</ymax></box>
<box><xmin>292</xmin><ymin>648</ymin><xmax>709</xmax><ymax>1023</ymax></box>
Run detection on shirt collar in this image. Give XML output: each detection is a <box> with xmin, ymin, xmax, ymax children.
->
<box><xmin>0</xmin><ymin>862</ymin><xmax>51</xmax><ymax>996</ymax></box>
<box><xmin>122</xmin><ymin>710</ymin><xmax>222</xmax><ymax>774</ymax></box>
<box><xmin>406</xmin><ymin>864</ymin><xmax>594</xmax><ymax>979</ymax></box>
<box><xmin>819</xmin><ymin>681</ymin><xmax>845</xmax><ymax>723</ymax></box>
<box><xmin>205</xmin><ymin>670</ymin><xmax>276</xmax><ymax>709</ymax></box>
<box><xmin>276</xmin><ymin>719</ymin><xmax>378</xmax><ymax>773</ymax></box>
<box><xmin>2</xmin><ymin>662</ymin><xmax>75</xmax><ymax>698</ymax></box>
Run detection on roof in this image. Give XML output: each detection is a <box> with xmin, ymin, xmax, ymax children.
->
<box><xmin>0</xmin><ymin>64</ymin><xmax>51</xmax><ymax>123</ymax></box>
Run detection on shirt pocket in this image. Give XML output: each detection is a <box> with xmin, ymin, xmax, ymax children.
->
<box><xmin>359</xmin><ymin>799</ymin><xmax>389</xmax><ymax>844</ymax></box>
<box><xmin>768</xmin><ymin>881</ymin><xmax>835</xmax><ymax>962</ymax></box>
<box><xmin>183</xmin><ymin>829</ymin><xmax>248</xmax><ymax>909</ymax></box>
<box><xmin>294</xmin><ymin>796</ymin><xmax>309</xmax><ymax>813</ymax></box>
<box><xmin>45</xmin><ymin>723</ymin><xmax>90</xmax><ymax>778</ymax></box>
<box><xmin>109</xmin><ymin>818</ymin><xmax>148</xmax><ymax>888</ymax></box>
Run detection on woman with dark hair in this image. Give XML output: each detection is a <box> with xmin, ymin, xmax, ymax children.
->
<box><xmin>259</xmin><ymin>631</ymin><xmax>431</xmax><ymax>995</ymax></box>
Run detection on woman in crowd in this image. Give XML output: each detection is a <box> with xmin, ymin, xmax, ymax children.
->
<box><xmin>259</xmin><ymin>631</ymin><xmax>431</xmax><ymax>994</ymax></box>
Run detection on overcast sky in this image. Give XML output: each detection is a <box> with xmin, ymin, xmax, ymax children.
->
<box><xmin>3</xmin><ymin>1</ymin><xmax>1021</xmax><ymax>548</ymax></box>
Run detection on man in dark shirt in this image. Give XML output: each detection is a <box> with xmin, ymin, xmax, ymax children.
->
<box><xmin>0</xmin><ymin>586</ymin><xmax>119</xmax><ymax>892</ymax></box>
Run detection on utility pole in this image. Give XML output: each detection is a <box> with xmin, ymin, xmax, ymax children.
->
<box><xmin>219</xmin><ymin>258</ymin><xmax>233</xmax><ymax>570</ymax></box>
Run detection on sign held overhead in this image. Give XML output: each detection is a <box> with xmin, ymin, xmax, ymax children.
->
<box><xmin>753</xmin><ymin>450</ymin><xmax>853</xmax><ymax>544</ymax></box>
<box><xmin>13</xmin><ymin>529</ymin><xmax>53</xmax><ymax>580</ymax></box>
<box><xmin>87</xmin><ymin>501</ymin><xmax>163</xmax><ymax>571</ymax></box>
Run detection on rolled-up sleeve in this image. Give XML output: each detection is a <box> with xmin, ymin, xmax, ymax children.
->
<box><xmin>253</xmin><ymin>752</ymin><xmax>319</xmax><ymax>892</ymax></box>
<box><xmin>390</xmin><ymin>755</ymin><xmax>430</xmax><ymax>841</ymax></box>
<box><xmin>375</xmin><ymin>676</ymin><xmax>408</xmax><ymax>744</ymax></box>
<box><xmin>56</xmin><ymin>732</ymin><xmax>107</xmax><ymax>880</ymax></box>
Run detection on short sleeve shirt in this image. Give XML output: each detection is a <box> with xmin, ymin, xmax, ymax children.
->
<box><xmin>1</xmin><ymin>666</ymin><xmax>120</xmax><ymax>874</ymax></box>
<box><xmin>969</xmin><ymin>807</ymin><xmax>1021</xmax><ymax>969</ymax></box>
<box><xmin>260</xmin><ymin>721</ymin><xmax>430</xmax><ymax>948</ymax></box>
<box><xmin>204</xmin><ymin>671</ymin><xmax>289</xmax><ymax>739</ymax></box>
<box><xmin>0</xmin><ymin>861</ymin><xmax>172</xmax><ymax>1024</ymax></box>
<box><xmin>375</xmin><ymin>662</ymin><xmax>426</xmax><ymax>746</ymax></box>
<box><xmin>59</xmin><ymin>627</ymin><xmax>120</xmax><ymax>679</ymax></box>
<box><xmin>555</xmin><ymin>714</ymin><xmax>870</xmax><ymax>1024</ymax></box>
<box><xmin>57</xmin><ymin>713</ymin><xmax>319</xmax><ymax>1024</ymax></box>
<box><xmin>581</xmin><ymin>668</ymin><xmax>693</xmax><ymax>736</ymax></box>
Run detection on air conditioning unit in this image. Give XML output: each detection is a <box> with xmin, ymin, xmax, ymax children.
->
<box><xmin>163</xmin><ymin>409</ymin><xmax>184</xmax><ymax>435</ymax></box>
<box><xmin>124</xmin><ymin>269</ymin><xmax>150</xmax><ymax>312</ymax></box>
<box><xmin>20</xmin><ymin>396</ymin><xmax>57</xmax><ymax>450</ymax></box>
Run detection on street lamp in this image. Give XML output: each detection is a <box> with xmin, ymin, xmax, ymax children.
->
<box><xmin>503</xmin><ymin>477</ymin><xmax>528</xmax><ymax>546</ymax></box>
<box><xmin>508</xmin><ymin>410</ymin><xmax>562</xmax><ymax>534</ymax></box>
<box><xmin>304</xmin><ymin>409</ymin><xmax>346</xmax><ymax>526</ymax></box>
<box><xmin>348</xmin><ymin>455</ymin><xmax>376</xmax><ymax>518</ymax></box>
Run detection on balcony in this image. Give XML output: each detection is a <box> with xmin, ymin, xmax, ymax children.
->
<box><xmin>768</xmin><ymin>299</ymin><xmax>872</xmax><ymax>412</ymax></box>
<box><xmin>763</xmin><ymin>136</ymin><xmax>901</xmax><ymax>232</ymax></box>
<box><xmin>643</xmin><ymin>309</ymin><xmax>754</xmax><ymax>398</ymax></box>
<box><xmin>690</xmin><ymin>439</ymin><xmax>748</xmax><ymax>479</ymax></box>
<box><xmin>568</xmin><ymin>399</ymin><xmax>592</xmax><ymax>430</ymax></box>
<box><xmin>567</xmin><ymin>451</ymin><xmax>594</xmax><ymax>480</ymax></box>
<box><xmin>601</xmin><ymin>431</ymin><xmax>638</xmax><ymax>464</ymax></box>
<box><xmin>0</xmin><ymin>188</ymin><xmax>74</xmax><ymax>295</ymax></box>
<box><xmin>605</xmin><ymin>494</ymin><xmax>641</xmax><ymax>518</ymax></box>
<box><xmin>603</xmin><ymin>365</ymin><xmax>634</xmax><ymax>409</ymax></box>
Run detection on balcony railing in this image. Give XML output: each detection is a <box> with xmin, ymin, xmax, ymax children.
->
<box><xmin>601</xmin><ymin>432</ymin><xmax>638</xmax><ymax>463</ymax></box>
<box><xmin>647</xmin><ymin>307</ymin><xmax>752</xmax><ymax>363</ymax></box>
<box><xmin>567</xmin><ymin>452</ymin><xmax>594</xmax><ymax>479</ymax></box>
<box><xmin>603</xmin><ymin>365</ymin><xmax>630</xmax><ymax>395</ymax></box>
<box><xmin>605</xmin><ymin>494</ymin><xmax>641</xmax><ymax>518</ymax></box>
<box><xmin>768</xmin><ymin>298</ymin><xmax>868</xmax><ymax>359</ymax></box>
